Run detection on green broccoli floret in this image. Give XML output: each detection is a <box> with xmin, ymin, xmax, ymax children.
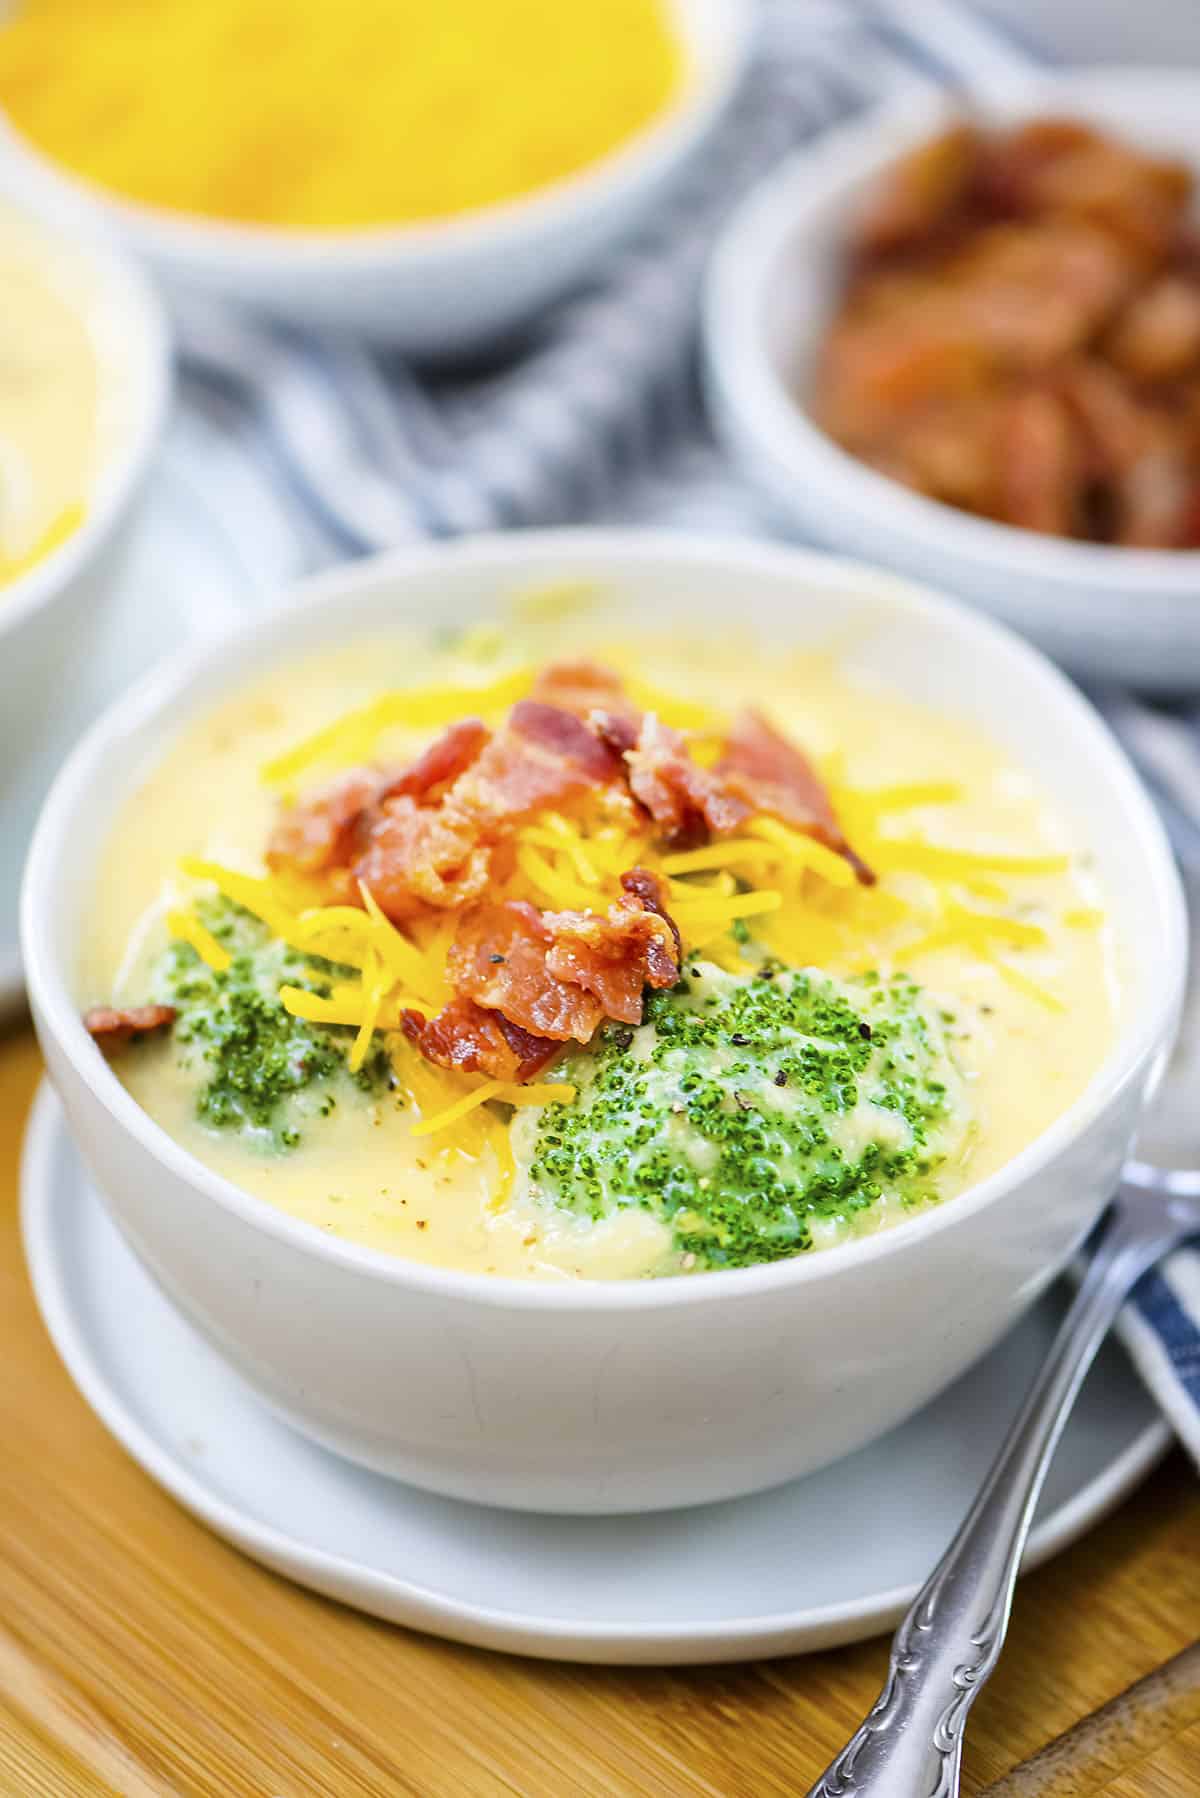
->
<box><xmin>152</xmin><ymin>897</ymin><xmax>391</xmax><ymax>1152</ymax></box>
<box><xmin>511</xmin><ymin>961</ymin><xmax>968</xmax><ymax>1272</ymax></box>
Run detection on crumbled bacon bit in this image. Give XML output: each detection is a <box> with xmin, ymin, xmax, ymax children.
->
<box><xmin>381</xmin><ymin>717</ymin><xmax>490</xmax><ymax>803</ymax></box>
<box><xmin>854</xmin><ymin>123</ymin><xmax>981</xmax><ymax>256</ymax></box>
<box><xmin>715</xmin><ymin>709</ymin><xmax>875</xmax><ymax>884</ymax></box>
<box><xmin>351</xmin><ymin>701</ymin><xmax>629</xmax><ymax>923</ymax></box>
<box><xmin>531</xmin><ymin>659</ymin><xmax>640</xmax><ymax>724</ymax></box>
<box><xmin>401</xmin><ymin>997</ymin><xmax>559</xmax><ymax>1082</ymax></box>
<box><xmin>619</xmin><ymin>867</ymin><xmax>683</xmax><ymax>966</ymax></box>
<box><xmin>355</xmin><ymin>797</ymin><xmax>491</xmax><ymax>919</ymax></box>
<box><xmin>84</xmin><ymin>1004</ymin><xmax>176</xmax><ymax>1050</ymax></box>
<box><xmin>818</xmin><ymin>116</ymin><xmax>1200</xmax><ymax>545</ymax></box>
<box><xmin>593</xmin><ymin>711</ymin><xmax>640</xmax><ymax>759</ymax></box>
<box><xmin>502</xmin><ymin>699</ymin><xmax>625</xmax><ymax>787</ymax></box>
<box><xmin>543</xmin><ymin>873</ymin><xmax>681</xmax><ymax>1023</ymax></box>
<box><xmin>532</xmin><ymin>659</ymin><xmax>644</xmax><ymax>762</ymax></box>
<box><xmin>267</xmin><ymin>767</ymin><xmax>388</xmax><ymax>876</ymax></box>
<box><xmin>450</xmin><ymin>900</ymin><xmax>606</xmax><ymax>1042</ymax></box>
<box><xmin>625</xmin><ymin>715</ymin><xmax>749</xmax><ymax>845</ymax></box>
<box><xmin>414</xmin><ymin>873</ymin><xmax>683</xmax><ymax>1078</ymax></box>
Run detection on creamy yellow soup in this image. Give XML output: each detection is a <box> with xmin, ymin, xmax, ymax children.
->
<box><xmin>87</xmin><ymin>623</ymin><xmax>1117</xmax><ymax>1281</ymax></box>
<box><xmin>0</xmin><ymin>199</ymin><xmax>96</xmax><ymax>584</ymax></box>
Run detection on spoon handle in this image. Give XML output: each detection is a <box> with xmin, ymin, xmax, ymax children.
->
<box><xmin>806</xmin><ymin>1199</ymin><xmax>1182</xmax><ymax>1798</ymax></box>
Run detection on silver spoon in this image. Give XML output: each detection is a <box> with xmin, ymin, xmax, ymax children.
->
<box><xmin>807</xmin><ymin>1160</ymin><xmax>1200</xmax><ymax>1797</ymax></box>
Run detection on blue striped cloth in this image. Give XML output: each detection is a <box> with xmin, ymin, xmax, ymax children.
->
<box><xmin>169</xmin><ymin>0</ymin><xmax>1200</xmax><ymax>1466</ymax></box>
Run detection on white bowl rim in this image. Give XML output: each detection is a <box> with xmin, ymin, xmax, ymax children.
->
<box><xmin>21</xmin><ymin>528</ymin><xmax>1188</xmax><ymax>1312</ymax></box>
<box><xmin>0</xmin><ymin>0</ymin><xmax>750</xmax><ymax>272</ymax></box>
<box><xmin>703</xmin><ymin>65</ymin><xmax>1200</xmax><ymax>594</ymax></box>
<box><xmin>0</xmin><ymin>205</ymin><xmax>171</xmax><ymax>648</ymax></box>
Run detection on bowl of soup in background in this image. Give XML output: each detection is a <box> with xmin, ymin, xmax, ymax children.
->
<box><xmin>704</xmin><ymin>69</ymin><xmax>1200</xmax><ymax>691</ymax></box>
<box><xmin>21</xmin><ymin>531</ymin><xmax>1185</xmax><ymax>1512</ymax></box>
<box><xmin>0</xmin><ymin>194</ymin><xmax>169</xmax><ymax>738</ymax></box>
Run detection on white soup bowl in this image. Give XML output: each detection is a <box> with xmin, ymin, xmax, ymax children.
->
<box><xmin>21</xmin><ymin>532</ymin><xmax>1186</xmax><ymax>1512</ymax></box>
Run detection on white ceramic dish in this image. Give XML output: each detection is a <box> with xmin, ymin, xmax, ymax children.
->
<box><xmin>704</xmin><ymin>69</ymin><xmax>1200</xmax><ymax>691</ymax></box>
<box><xmin>22</xmin><ymin>1083</ymin><xmax>1169</xmax><ymax>1665</ymax></box>
<box><xmin>0</xmin><ymin>412</ymin><xmax>282</xmax><ymax>1020</ymax></box>
<box><xmin>20</xmin><ymin>531</ymin><xmax>1186</xmax><ymax>1514</ymax></box>
<box><xmin>0</xmin><ymin>0</ymin><xmax>748</xmax><ymax>355</ymax></box>
<box><xmin>0</xmin><ymin>199</ymin><xmax>169</xmax><ymax>748</ymax></box>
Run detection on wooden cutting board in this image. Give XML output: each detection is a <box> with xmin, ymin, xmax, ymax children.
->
<box><xmin>1</xmin><ymin>1021</ymin><xmax>1198</xmax><ymax>1797</ymax></box>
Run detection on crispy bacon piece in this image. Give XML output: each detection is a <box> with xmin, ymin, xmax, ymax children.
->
<box><xmin>1106</xmin><ymin>275</ymin><xmax>1200</xmax><ymax>383</ymax></box>
<box><xmin>870</xmin><ymin>394</ymin><xmax>998</xmax><ymax>511</ymax></box>
<box><xmin>977</xmin><ymin>118</ymin><xmax>1191</xmax><ymax>257</ymax></box>
<box><xmin>267</xmin><ymin>767</ymin><xmax>389</xmax><ymax>876</ymax></box>
<box><xmin>449</xmin><ymin>900</ymin><xmax>606</xmax><ymax>1042</ymax></box>
<box><xmin>619</xmin><ymin>867</ymin><xmax>683</xmax><ymax>965</ymax></box>
<box><xmin>401</xmin><ymin>998</ymin><xmax>560</xmax><ymax>1083</ymax></box>
<box><xmin>433</xmin><ymin>700</ymin><xmax>623</xmax><ymax>838</ymax></box>
<box><xmin>715</xmin><ymin>710</ymin><xmax>875</xmax><ymax>884</ymax></box>
<box><xmin>506</xmin><ymin>699</ymin><xmax>622</xmax><ymax>783</ymax></box>
<box><xmin>543</xmin><ymin>872</ymin><xmax>680</xmax><ymax>1023</ymax></box>
<box><xmin>1061</xmin><ymin>358</ymin><xmax>1195</xmax><ymax>547</ymax></box>
<box><xmin>84</xmin><ymin>1004</ymin><xmax>176</xmax><ymax>1050</ymax></box>
<box><xmin>382</xmin><ymin>718</ymin><xmax>490</xmax><ymax>803</ymax></box>
<box><xmin>530</xmin><ymin>660</ymin><xmax>638</xmax><ymax>722</ymax></box>
<box><xmin>991</xmin><ymin>385</ymin><xmax>1083</xmax><ymax>536</ymax></box>
<box><xmin>814</xmin><ymin>112</ymin><xmax>1200</xmax><ymax>547</ymax></box>
<box><xmin>814</xmin><ymin>315</ymin><xmax>989</xmax><ymax>452</ymax></box>
<box><xmin>949</xmin><ymin>221</ymin><xmax>1137</xmax><ymax>369</ymax></box>
<box><xmin>854</xmin><ymin>123</ymin><xmax>981</xmax><ymax>256</ymax></box>
<box><xmin>531</xmin><ymin>659</ymin><xmax>643</xmax><ymax>759</ymax></box>
<box><xmin>269</xmin><ymin>723</ymin><xmax>490</xmax><ymax>886</ymax></box>
<box><xmin>417</xmin><ymin>870</ymin><xmax>683</xmax><ymax>1079</ymax></box>
<box><xmin>355</xmin><ymin>797</ymin><xmax>491</xmax><ymax>918</ymax></box>
<box><xmin>353</xmin><ymin>701</ymin><xmax>628</xmax><ymax>923</ymax></box>
<box><xmin>975</xmin><ymin>118</ymin><xmax>1101</xmax><ymax>219</ymax></box>
<box><xmin>625</xmin><ymin>716</ymin><xmax>749</xmax><ymax>846</ymax></box>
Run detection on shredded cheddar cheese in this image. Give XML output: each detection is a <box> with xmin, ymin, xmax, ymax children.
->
<box><xmin>0</xmin><ymin>0</ymin><xmax>684</xmax><ymax>231</ymax></box>
<box><xmin>1</xmin><ymin>500</ymin><xmax>85</xmax><ymax>587</ymax></box>
<box><xmin>747</xmin><ymin>817</ymin><xmax>859</xmax><ymax>888</ymax></box>
<box><xmin>410</xmin><ymin>1078</ymin><xmax>577</xmax><ymax>1138</ymax></box>
<box><xmin>179</xmin><ymin>858</ymin><xmax>302</xmax><ymax>943</ymax></box>
<box><xmin>867</xmin><ymin>841</ymin><xmax>1071</xmax><ymax>881</ymax></box>
<box><xmin>488</xmin><ymin>1119</ymin><xmax>518</xmax><ymax>1212</ymax></box>
<box><xmin>260</xmin><ymin>665</ymin><xmax>534</xmax><ymax>788</ymax></box>
<box><xmin>979</xmin><ymin>946</ymin><xmax>1066</xmax><ymax>1012</ymax></box>
<box><xmin>165</xmin><ymin>907</ymin><xmax>232</xmax><ymax>973</ymax></box>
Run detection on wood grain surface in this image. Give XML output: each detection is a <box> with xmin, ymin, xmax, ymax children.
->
<box><xmin>1</xmin><ymin>1020</ymin><xmax>1198</xmax><ymax>1797</ymax></box>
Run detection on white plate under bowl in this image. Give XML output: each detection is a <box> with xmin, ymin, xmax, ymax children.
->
<box><xmin>21</xmin><ymin>1085</ymin><xmax>1169</xmax><ymax>1666</ymax></box>
<box><xmin>0</xmin><ymin>420</ymin><xmax>276</xmax><ymax>1019</ymax></box>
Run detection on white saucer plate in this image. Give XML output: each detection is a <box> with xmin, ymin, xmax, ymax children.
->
<box><xmin>0</xmin><ymin>414</ymin><xmax>286</xmax><ymax>1018</ymax></box>
<box><xmin>21</xmin><ymin>1085</ymin><xmax>1170</xmax><ymax>1666</ymax></box>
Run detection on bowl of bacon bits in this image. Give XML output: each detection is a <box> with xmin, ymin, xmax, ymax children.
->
<box><xmin>22</xmin><ymin>533</ymin><xmax>1183</xmax><ymax>1511</ymax></box>
<box><xmin>705</xmin><ymin>70</ymin><xmax>1200</xmax><ymax>689</ymax></box>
